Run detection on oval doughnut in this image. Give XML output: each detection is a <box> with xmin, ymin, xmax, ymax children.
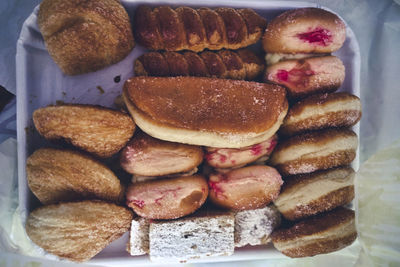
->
<box><xmin>208</xmin><ymin>165</ymin><xmax>283</xmax><ymax>210</ymax></box>
<box><xmin>120</xmin><ymin>131</ymin><xmax>203</xmax><ymax>177</ymax></box>
<box><xmin>280</xmin><ymin>92</ymin><xmax>362</xmax><ymax>136</ymax></box>
<box><xmin>262</xmin><ymin>8</ymin><xmax>346</xmax><ymax>54</ymax></box>
<box><xmin>264</xmin><ymin>56</ymin><xmax>345</xmax><ymax>99</ymax></box>
<box><xmin>205</xmin><ymin>135</ymin><xmax>277</xmax><ymax>169</ymax></box>
<box><xmin>126</xmin><ymin>175</ymin><xmax>208</xmax><ymax>220</ymax></box>
<box><xmin>271</xmin><ymin>207</ymin><xmax>357</xmax><ymax>257</ymax></box>
<box><xmin>270</xmin><ymin>128</ymin><xmax>358</xmax><ymax>176</ymax></box>
<box><xmin>274</xmin><ymin>167</ymin><xmax>355</xmax><ymax>220</ymax></box>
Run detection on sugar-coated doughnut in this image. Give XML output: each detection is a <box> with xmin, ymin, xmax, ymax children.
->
<box><xmin>270</xmin><ymin>128</ymin><xmax>358</xmax><ymax>176</ymax></box>
<box><xmin>271</xmin><ymin>207</ymin><xmax>357</xmax><ymax>257</ymax></box>
<box><xmin>120</xmin><ymin>131</ymin><xmax>203</xmax><ymax>177</ymax></box>
<box><xmin>274</xmin><ymin>167</ymin><xmax>355</xmax><ymax>220</ymax></box>
<box><xmin>281</xmin><ymin>92</ymin><xmax>362</xmax><ymax>136</ymax></box>
<box><xmin>126</xmin><ymin>175</ymin><xmax>208</xmax><ymax>220</ymax></box>
<box><xmin>208</xmin><ymin>165</ymin><xmax>283</xmax><ymax>210</ymax></box>
<box><xmin>205</xmin><ymin>135</ymin><xmax>277</xmax><ymax>169</ymax></box>
<box><xmin>262</xmin><ymin>8</ymin><xmax>346</xmax><ymax>54</ymax></box>
<box><xmin>265</xmin><ymin>56</ymin><xmax>345</xmax><ymax>99</ymax></box>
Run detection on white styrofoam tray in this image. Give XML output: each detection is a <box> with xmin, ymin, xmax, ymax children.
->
<box><xmin>16</xmin><ymin>0</ymin><xmax>360</xmax><ymax>265</ymax></box>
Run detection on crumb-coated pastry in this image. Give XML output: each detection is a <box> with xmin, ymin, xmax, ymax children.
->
<box><xmin>208</xmin><ymin>165</ymin><xmax>283</xmax><ymax>210</ymax></box>
<box><xmin>126</xmin><ymin>175</ymin><xmax>208</xmax><ymax>220</ymax></box>
<box><xmin>205</xmin><ymin>135</ymin><xmax>277</xmax><ymax>169</ymax></box>
<box><xmin>26</xmin><ymin>200</ymin><xmax>133</xmax><ymax>262</ymax></box>
<box><xmin>270</xmin><ymin>128</ymin><xmax>358</xmax><ymax>176</ymax></box>
<box><xmin>271</xmin><ymin>207</ymin><xmax>357</xmax><ymax>257</ymax></box>
<box><xmin>274</xmin><ymin>167</ymin><xmax>355</xmax><ymax>221</ymax></box>
<box><xmin>262</xmin><ymin>8</ymin><xmax>346</xmax><ymax>54</ymax></box>
<box><xmin>33</xmin><ymin>104</ymin><xmax>135</xmax><ymax>158</ymax></box>
<box><xmin>134</xmin><ymin>6</ymin><xmax>266</xmax><ymax>52</ymax></box>
<box><xmin>37</xmin><ymin>0</ymin><xmax>134</xmax><ymax>75</ymax></box>
<box><xmin>123</xmin><ymin>77</ymin><xmax>288</xmax><ymax>148</ymax></box>
<box><xmin>134</xmin><ymin>49</ymin><xmax>264</xmax><ymax>80</ymax></box>
<box><xmin>281</xmin><ymin>92</ymin><xmax>362</xmax><ymax>136</ymax></box>
<box><xmin>27</xmin><ymin>148</ymin><xmax>124</xmax><ymax>205</ymax></box>
<box><xmin>120</xmin><ymin>131</ymin><xmax>203</xmax><ymax>177</ymax></box>
<box><xmin>265</xmin><ymin>56</ymin><xmax>345</xmax><ymax>99</ymax></box>
<box><xmin>149</xmin><ymin>211</ymin><xmax>234</xmax><ymax>262</ymax></box>
<box><xmin>234</xmin><ymin>205</ymin><xmax>281</xmax><ymax>247</ymax></box>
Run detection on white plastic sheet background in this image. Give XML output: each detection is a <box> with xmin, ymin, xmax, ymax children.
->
<box><xmin>0</xmin><ymin>0</ymin><xmax>399</xmax><ymax>266</ymax></box>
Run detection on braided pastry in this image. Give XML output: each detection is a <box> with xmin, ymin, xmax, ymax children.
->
<box><xmin>134</xmin><ymin>6</ymin><xmax>267</xmax><ymax>52</ymax></box>
<box><xmin>134</xmin><ymin>49</ymin><xmax>264</xmax><ymax>80</ymax></box>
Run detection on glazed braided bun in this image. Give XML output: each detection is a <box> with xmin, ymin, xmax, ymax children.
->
<box><xmin>134</xmin><ymin>49</ymin><xmax>264</xmax><ymax>80</ymax></box>
<box><xmin>134</xmin><ymin>6</ymin><xmax>267</xmax><ymax>52</ymax></box>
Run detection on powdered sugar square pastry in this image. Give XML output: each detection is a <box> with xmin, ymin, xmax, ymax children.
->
<box><xmin>149</xmin><ymin>211</ymin><xmax>234</xmax><ymax>262</ymax></box>
<box><xmin>234</xmin><ymin>205</ymin><xmax>281</xmax><ymax>247</ymax></box>
<box><xmin>127</xmin><ymin>217</ymin><xmax>149</xmax><ymax>256</ymax></box>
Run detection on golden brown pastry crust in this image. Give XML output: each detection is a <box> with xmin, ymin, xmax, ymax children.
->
<box><xmin>37</xmin><ymin>0</ymin><xmax>134</xmax><ymax>75</ymax></box>
<box><xmin>26</xmin><ymin>201</ymin><xmax>133</xmax><ymax>262</ymax></box>
<box><xmin>134</xmin><ymin>6</ymin><xmax>266</xmax><ymax>52</ymax></box>
<box><xmin>27</xmin><ymin>148</ymin><xmax>124</xmax><ymax>205</ymax></box>
<box><xmin>271</xmin><ymin>207</ymin><xmax>357</xmax><ymax>257</ymax></box>
<box><xmin>120</xmin><ymin>131</ymin><xmax>204</xmax><ymax>176</ymax></box>
<box><xmin>274</xmin><ymin>167</ymin><xmax>355</xmax><ymax>220</ymax></box>
<box><xmin>270</xmin><ymin>128</ymin><xmax>358</xmax><ymax>176</ymax></box>
<box><xmin>281</xmin><ymin>92</ymin><xmax>362</xmax><ymax>136</ymax></box>
<box><xmin>124</xmin><ymin>77</ymin><xmax>287</xmax><ymax>134</ymax></box>
<box><xmin>33</xmin><ymin>104</ymin><xmax>135</xmax><ymax>158</ymax></box>
<box><xmin>134</xmin><ymin>49</ymin><xmax>264</xmax><ymax>81</ymax></box>
<box><xmin>262</xmin><ymin>8</ymin><xmax>346</xmax><ymax>53</ymax></box>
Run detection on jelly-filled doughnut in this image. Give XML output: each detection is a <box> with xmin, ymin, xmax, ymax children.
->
<box><xmin>208</xmin><ymin>165</ymin><xmax>282</xmax><ymax>210</ymax></box>
<box><xmin>120</xmin><ymin>131</ymin><xmax>203</xmax><ymax>177</ymax></box>
<box><xmin>265</xmin><ymin>56</ymin><xmax>345</xmax><ymax>99</ymax></box>
<box><xmin>126</xmin><ymin>175</ymin><xmax>208</xmax><ymax>220</ymax></box>
<box><xmin>205</xmin><ymin>135</ymin><xmax>277</xmax><ymax>169</ymax></box>
<box><xmin>262</xmin><ymin>8</ymin><xmax>346</xmax><ymax>54</ymax></box>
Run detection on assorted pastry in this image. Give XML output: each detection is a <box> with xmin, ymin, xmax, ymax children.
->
<box><xmin>25</xmin><ymin>1</ymin><xmax>362</xmax><ymax>263</ymax></box>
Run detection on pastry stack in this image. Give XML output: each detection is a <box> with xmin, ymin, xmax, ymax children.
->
<box><xmin>262</xmin><ymin>8</ymin><xmax>361</xmax><ymax>257</ymax></box>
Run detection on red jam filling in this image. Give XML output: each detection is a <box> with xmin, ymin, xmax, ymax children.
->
<box><xmin>250</xmin><ymin>144</ymin><xmax>263</xmax><ymax>156</ymax></box>
<box><xmin>219</xmin><ymin>154</ymin><xmax>227</xmax><ymax>163</ymax></box>
<box><xmin>276</xmin><ymin>63</ymin><xmax>315</xmax><ymax>89</ymax></box>
<box><xmin>204</xmin><ymin>152</ymin><xmax>214</xmax><ymax>162</ymax></box>
<box><xmin>277</xmin><ymin>70</ymin><xmax>289</xmax><ymax>82</ymax></box>
<box><xmin>130</xmin><ymin>199</ymin><xmax>145</xmax><ymax>209</ymax></box>
<box><xmin>267</xmin><ymin>139</ymin><xmax>278</xmax><ymax>153</ymax></box>
<box><xmin>208</xmin><ymin>180</ymin><xmax>225</xmax><ymax>199</ymax></box>
<box><xmin>297</xmin><ymin>28</ymin><xmax>332</xmax><ymax>46</ymax></box>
